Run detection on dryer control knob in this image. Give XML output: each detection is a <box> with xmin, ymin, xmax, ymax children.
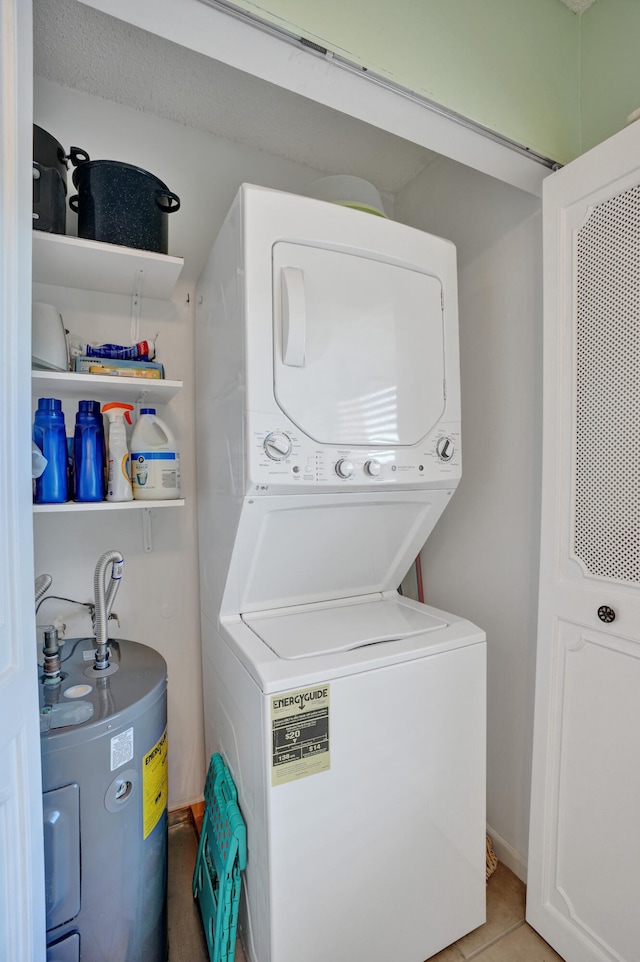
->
<box><xmin>264</xmin><ymin>433</ymin><xmax>292</xmax><ymax>460</ymax></box>
<box><xmin>335</xmin><ymin>459</ymin><xmax>354</xmax><ymax>479</ymax></box>
<box><xmin>436</xmin><ymin>436</ymin><xmax>454</xmax><ymax>461</ymax></box>
<box><xmin>364</xmin><ymin>459</ymin><xmax>381</xmax><ymax>477</ymax></box>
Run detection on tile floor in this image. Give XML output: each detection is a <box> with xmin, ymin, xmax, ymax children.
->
<box><xmin>167</xmin><ymin>819</ymin><xmax>564</xmax><ymax>962</ymax></box>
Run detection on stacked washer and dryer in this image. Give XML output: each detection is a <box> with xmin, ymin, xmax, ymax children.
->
<box><xmin>195</xmin><ymin>184</ymin><xmax>486</xmax><ymax>962</ymax></box>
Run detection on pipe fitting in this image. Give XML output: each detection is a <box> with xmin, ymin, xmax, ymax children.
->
<box><xmin>42</xmin><ymin>625</ymin><xmax>62</xmax><ymax>684</ymax></box>
<box><xmin>93</xmin><ymin>550</ymin><xmax>124</xmax><ymax>669</ymax></box>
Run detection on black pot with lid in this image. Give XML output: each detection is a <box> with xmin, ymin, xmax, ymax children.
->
<box><xmin>69</xmin><ymin>160</ymin><xmax>181</xmax><ymax>254</ymax></box>
<box><xmin>33</xmin><ymin>125</ymin><xmax>89</xmax><ymax>234</ymax></box>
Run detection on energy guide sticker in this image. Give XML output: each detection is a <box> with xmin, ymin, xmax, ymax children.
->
<box><xmin>271</xmin><ymin>685</ymin><xmax>330</xmax><ymax>786</ymax></box>
<box><xmin>142</xmin><ymin>728</ymin><xmax>168</xmax><ymax>839</ymax></box>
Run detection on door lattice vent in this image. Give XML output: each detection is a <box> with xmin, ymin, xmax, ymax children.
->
<box><xmin>574</xmin><ymin>183</ymin><xmax>640</xmax><ymax>583</ymax></box>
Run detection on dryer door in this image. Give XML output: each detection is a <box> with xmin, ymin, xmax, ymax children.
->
<box><xmin>272</xmin><ymin>242</ymin><xmax>446</xmax><ymax>446</ymax></box>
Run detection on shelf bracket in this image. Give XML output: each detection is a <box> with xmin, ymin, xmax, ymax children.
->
<box><xmin>130</xmin><ymin>268</ymin><xmax>145</xmax><ymax>344</ymax></box>
<box><xmin>134</xmin><ymin>386</ymin><xmax>153</xmax><ymax>406</ymax></box>
<box><xmin>142</xmin><ymin>507</ymin><xmax>153</xmax><ymax>553</ymax></box>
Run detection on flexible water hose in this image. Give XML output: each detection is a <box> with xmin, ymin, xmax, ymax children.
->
<box><xmin>93</xmin><ymin>550</ymin><xmax>124</xmax><ymax>669</ymax></box>
<box><xmin>35</xmin><ymin>573</ymin><xmax>53</xmax><ymax>604</ymax></box>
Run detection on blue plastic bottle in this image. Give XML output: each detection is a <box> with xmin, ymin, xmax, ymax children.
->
<box><xmin>74</xmin><ymin>400</ymin><xmax>105</xmax><ymax>502</ymax></box>
<box><xmin>33</xmin><ymin>398</ymin><xmax>68</xmax><ymax>504</ymax></box>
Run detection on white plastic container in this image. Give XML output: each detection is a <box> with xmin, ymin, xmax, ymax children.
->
<box><xmin>303</xmin><ymin>175</ymin><xmax>387</xmax><ymax>217</ymax></box>
<box><xmin>103</xmin><ymin>402</ymin><xmax>134</xmax><ymax>502</ymax></box>
<box><xmin>130</xmin><ymin>407</ymin><xmax>181</xmax><ymax>500</ymax></box>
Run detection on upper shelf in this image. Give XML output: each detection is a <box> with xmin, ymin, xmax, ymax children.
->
<box><xmin>32</xmin><ymin>231</ymin><xmax>184</xmax><ymax>299</ymax></box>
<box><xmin>32</xmin><ymin>370</ymin><xmax>183</xmax><ymax>405</ymax></box>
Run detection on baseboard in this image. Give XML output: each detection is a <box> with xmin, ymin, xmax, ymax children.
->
<box><xmin>169</xmin><ymin>794</ymin><xmax>205</xmax><ymax>813</ymax></box>
<box><xmin>190</xmin><ymin>800</ymin><xmax>205</xmax><ymax>835</ymax></box>
<box><xmin>168</xmin><ymin>800</ymin><xmax>205</xmax><ymax>834</ymax></box>
<box><xmin>168</xmin><ymin>806</ymin><xmax>193</xmax><ymax>828</ymax></box>
<box><xmin>486</xmin><ymin>824</ymin><xmax>528</xmax><ymax>884</ymax></box>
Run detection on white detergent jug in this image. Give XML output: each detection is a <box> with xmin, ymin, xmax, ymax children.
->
<box><xmin>130</xmin><ymin>407</ymin><xmax>181</xmax><ymax>500</ymax></box>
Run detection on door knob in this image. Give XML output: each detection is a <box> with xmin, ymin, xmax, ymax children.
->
<box><xmin>597</xmin><ymin>605</ymin><xmax>616</xmax><ymax>624</ymax></box>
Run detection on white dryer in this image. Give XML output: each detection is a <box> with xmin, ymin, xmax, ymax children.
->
<box><xmin>195</xmin><ymin>185</ymin><xmax>486</xmax><ymax>962</ymax></box>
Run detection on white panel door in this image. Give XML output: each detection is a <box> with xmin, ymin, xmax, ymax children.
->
<box><xmin>527</xmin><ymin>120</ymin><xmax>640</xmax><ymax>962</ymax></box>
<box><xmin>0</xmin><ymin>2</ymin><xmax>46</xmax><ymax>960</ymax></box>
<box><xmin>272</xmin><ymin>242</ymin><xmax>445</xmax><ymax>445</ymax></box>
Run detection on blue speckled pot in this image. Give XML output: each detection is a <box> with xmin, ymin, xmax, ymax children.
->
<box><xmin>69</xmin><ymin>160</ymin><xmax>180</xmax><ymax>254</ymax></box>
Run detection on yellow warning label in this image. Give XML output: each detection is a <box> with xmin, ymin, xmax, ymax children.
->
<box><xmin>142</xmin><ymin>728</ymin><xmax>168</xmax><ymax>839</ymax></box>
<box><xmin>271</xmin><ymin>685</ymin><xmax>330</xmax><ymax>787</ymax></box>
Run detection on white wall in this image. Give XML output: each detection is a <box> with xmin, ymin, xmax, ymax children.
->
<box><xmin>33</xmin><ymin>77</ymin><xmax>328</xmax><ymax>808</ymax></box>
<box><xmin>395</xmin><ymin>160</ymin><xmax>543</xmax><ymax>878</ymax></box>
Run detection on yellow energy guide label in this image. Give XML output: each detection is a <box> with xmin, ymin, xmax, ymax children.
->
<box><xmin>143</xmin><ymin>727</ymin><xmax>168</xmax><ymax>839</ymax></box>
<box><xmin>271</xmin><ymin>685</ymin><xmax>330</xmax><ymax>786</ymax></box>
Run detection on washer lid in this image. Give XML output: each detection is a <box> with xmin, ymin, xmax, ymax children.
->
<box><xmin>242</xmin><ymin>595</ymin><xmax>447</xmax><ymax>660</ymax></box>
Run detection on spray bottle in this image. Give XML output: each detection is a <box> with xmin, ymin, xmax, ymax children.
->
<box><xmin>103</xmin><ymin>402</ymin><xmax>134</xmax><ymax>502</ymax></box>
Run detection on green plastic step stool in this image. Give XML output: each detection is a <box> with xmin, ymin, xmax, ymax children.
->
<box><xmin>193</xmin><ymin>753</ymin><xmax>247</xmax><ymax>962</ymax></box>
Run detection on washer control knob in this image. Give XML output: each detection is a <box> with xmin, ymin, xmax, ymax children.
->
<box><xmin>436</xmin><ymin>436</ymin><xmax>454</xmax><ymax>461</ymax></box>
<box><xmin>364</xmin><ymin>459</ymin><xmax>381</xmax><ymax>477</ymax></box>
<box><xmin>264</xmin><ymin>432</ymin><xmax>292</xmax><ymax>460</ymax></box>
<box><xmin>335</xmin><ymin>459</ymin><xmax>354</xmax><ymax>479</ymax></box>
